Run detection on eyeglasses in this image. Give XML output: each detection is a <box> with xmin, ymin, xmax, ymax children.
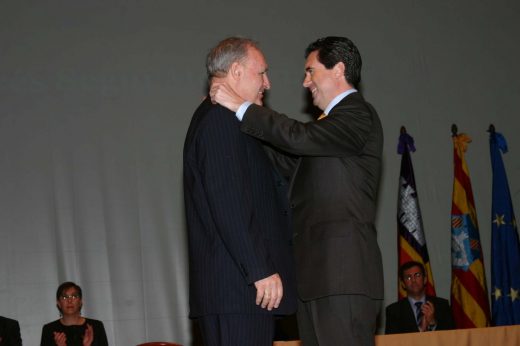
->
<box><xmin>403</xmin><ymin>272</ymin><xmax>424</xmax><ymax>282</ymax></box>
<box><xmin>60</xmin><ymin>294</ymin><xmax>81</xmax><ymax>300</ymax></box>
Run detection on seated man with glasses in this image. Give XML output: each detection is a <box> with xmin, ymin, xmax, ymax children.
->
<box><xmin>385</xmin><ymin>261</ymin><xmax>455</xmax><ymax>334</ymax></box>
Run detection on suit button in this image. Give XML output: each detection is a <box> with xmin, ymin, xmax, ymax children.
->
<box><xmin>283</xmin><ymin>210</ymin><xmax>288</xmax><ymax>215</ymax></box>
<box><xmin>290</xmin><ymin>204</ymin><xmax>295</xmax><ymax>209</ymax></box>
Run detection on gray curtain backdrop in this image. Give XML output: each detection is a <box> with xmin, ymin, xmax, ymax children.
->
<box><xmin>1</xmin><ymin>1</ymin><xmax>519</xmax><ymax>345</ymax></box>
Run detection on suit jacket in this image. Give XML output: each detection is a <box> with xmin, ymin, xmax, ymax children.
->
<box><xmin>183</xmin><ymin>98</ymin><xmax>297</xmax><ymax>317</ymax></box>
<box><xmin>0</xmin><ymin>316</ymin><xmax>22</xmax><ymax>346</ymax></box>
<box><xmin>385</xmin><ymin>296</ymin><xmax>456</xmax><ymax>334</ymax></box>
<box><xmin>241</xmin><ymin>92</ymin><xmax>384</xmax><ymax>301</ymax></box>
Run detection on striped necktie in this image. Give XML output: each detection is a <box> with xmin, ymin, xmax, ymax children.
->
<box><xmin>415</xmin><ymin>301</ymin><xmax>423</xmax><ymax>326</ymax></box>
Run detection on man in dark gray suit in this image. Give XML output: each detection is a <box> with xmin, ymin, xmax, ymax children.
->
<box><xmin>211</xmin><ymin>36</ymin><xmax>384</xmax><ymax>346</ymax></box>
<box><xmin>183</xmin><ymin>37</ymin><xmax>296</xmax><ymax>346</ymax></box>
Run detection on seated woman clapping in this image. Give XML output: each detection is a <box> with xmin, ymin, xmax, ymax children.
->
<box><xmin>40</xmin><ymin>282</ymin><xmax>108</xmax><ymax>346</ymax></box>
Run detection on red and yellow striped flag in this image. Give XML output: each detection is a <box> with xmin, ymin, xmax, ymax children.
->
<box><xmin>450</xmin><ymin>132</ymin><xmax>491</xmax><ymax>328</ymax></box>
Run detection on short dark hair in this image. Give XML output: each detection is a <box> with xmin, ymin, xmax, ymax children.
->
<box><xmin>206</xmin><ymin>37</ymin><xmax>259</xmax><ymax>79</ymax></box>
<box><xmin>305</xmin><ymin>36</ymin><xmax>362</xmax><ymax>88</ymax></box>
<box><xmin>56</xmin><ymin>281</ymin><xmax>83</xmax><ymax>300</ymax></box>
<box><xmin>399</xmin><ymin>261</ymin><xmax>425</xmax><ymax>280</ymax></box>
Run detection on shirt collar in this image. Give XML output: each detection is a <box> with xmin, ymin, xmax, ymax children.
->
<box><xmin>408</xmin><ymin>295</ymin><xmax>426</xmax><ymax>306</ymax></box>
<box><xmin>323</xmin><ymin>88</ymin><xmax>357</xmax><ymax>115</ymax></box>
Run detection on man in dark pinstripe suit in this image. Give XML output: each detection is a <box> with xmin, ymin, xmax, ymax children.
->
<box><xmin>183</xmin><ymin>37</ymin><xmax>297</xmax><ymax>346</ymax></box>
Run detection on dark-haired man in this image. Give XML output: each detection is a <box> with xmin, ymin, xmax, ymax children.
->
<box><xmin>211</xmin><ymin>36</ymin><xmax>384</xmax><ymax>346</ymax></box>
<box><xmin>385</xmin><ymin>261</ymin><xmax>455</xmax><ymax>334</ymax></box>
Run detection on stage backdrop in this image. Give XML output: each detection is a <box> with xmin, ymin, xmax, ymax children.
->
<box><xmin>1</xmin><ymin>1</ymin><xmax>519</xmax><ymax>345</ymax></box>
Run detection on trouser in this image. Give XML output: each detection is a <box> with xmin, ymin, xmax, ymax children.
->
<box><xmin>297</xmin><ymin>294</ymin><xmax>381</xmax><ymax>346</ymax></box>
<box><xmin>198</xmin><ymin>313</ymin><xmax>274</xmax><ymax>346</ymax></box>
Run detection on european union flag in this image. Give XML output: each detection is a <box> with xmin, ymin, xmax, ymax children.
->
<box><xmin>489</xmin><ymin>128</ymin><xmax>520</xmax><ymax>325</ymax></box>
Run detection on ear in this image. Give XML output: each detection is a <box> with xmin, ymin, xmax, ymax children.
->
<box><xmin>229</xmin><ymin>61</ymin><xmax>243</xmax><ymax>81</ymax></box>
<box><xmin>333</xmin><ymin>61</ymin><xmax>346</xmax><ymax>79</ymax></box>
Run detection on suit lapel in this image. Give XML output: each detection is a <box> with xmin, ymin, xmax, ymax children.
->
<box><xmin>400</xmin><ymin>299</ymin><xmax>420</xmax><ymax>331</ymax></box>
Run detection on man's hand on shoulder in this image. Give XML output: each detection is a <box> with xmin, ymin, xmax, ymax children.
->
<box><xmin>210</xmin><ymin>79</ymin><xmax>244</xmax><ymax>113</ymax></box>
<box><xmin>254</xmin><ymin>273</ymin><xmax>283</xmax><ymax>311</ymax></box>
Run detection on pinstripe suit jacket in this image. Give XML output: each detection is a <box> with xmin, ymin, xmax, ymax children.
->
<box><xmin>183</xmin><ymin>98</ymin><xmax>297</xmax><ymax>317</ymax></box>
<box><xmin>240</xmin><ymin>92</ymin><xmax>384</xmax><ymax>301</ymax></box>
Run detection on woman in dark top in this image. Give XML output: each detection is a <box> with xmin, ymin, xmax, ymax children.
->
<box><xmin>40</xmin><ymin>282</ymin><xmax>108</xmax><ymax>346</ymax></box>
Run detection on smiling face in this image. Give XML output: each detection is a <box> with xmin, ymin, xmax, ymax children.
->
<box><xmin>303</xmin><ymin>50</ymin><xmax>342</xmax><ymax>111</ymax></box>
<box><xmin>56</xmin><ymin>286</ymin><xmax>83</xmax><ymax>317</ymax></box>
<box><xmin>235</xmin><ymin>46</ymin><xmax>270</xmax><ymax>105</ymax></box>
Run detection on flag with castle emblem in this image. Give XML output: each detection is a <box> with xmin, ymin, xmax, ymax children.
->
<box><xmin>450</xmin><ymin>130</ymin><xmax>490</xmax><ymax>328</ymax></box>
<box><xmin>396</xmin><ymin>128</ymin><xmax>436</xmax><ymax>299</ymax></box>
<box><xmin>489</xmin><ymin>128</ymin><xmax>520</xmax><ymax>325</ymax></box>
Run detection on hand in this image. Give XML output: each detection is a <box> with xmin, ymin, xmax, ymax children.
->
<box><xmin>209</xmin><ymin>79</ymin><xmax>245</xmax><ymax>112</ymax></box>
<box><xmin>82</xmin><ymin>323</ymin><xmax>94</xmax><ymax>346</ymax></box>
<box><xmin>254</xmin><ymin>273</ymin><xmax>283</xmax><ymax>311</ymax></box>
<box><xmin>53</xmin><ymin>331</ymin><xmax>67</xmax><ymax>346</ymax></box>
<box><xmin>420</xmin><ymin>301</ymin><xmax>436</xmax><ymax>331</ymax></box>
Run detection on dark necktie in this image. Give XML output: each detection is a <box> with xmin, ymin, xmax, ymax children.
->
<box><xmin>415</xmin><ymin>301</ymin><xmax>423</xmax><ymax>326</ymax></box>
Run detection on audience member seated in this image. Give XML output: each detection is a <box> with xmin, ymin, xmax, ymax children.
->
<box><xmin>385</xmin><ymin>261</ymin><xmax>455</xmax><ymax>334</ymax></box>
<box><xmin>40</xmin><ymin>281</ymin><xmax>108</xmax><ymax>346</ymax></box>
<box><xmin>0</xmin><ymin>316</ymin><xmax>22</xmax><ymax>346</ymax></box>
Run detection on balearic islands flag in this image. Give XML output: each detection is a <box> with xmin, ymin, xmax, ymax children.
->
<box><xmin>450</xmin><ymin>131</ymin><xmax>490</xmax><ymax>328</ymax></box>
<box><xmin>397</xmin><ymin>129</ymin><xmax>436</xmax><ymax>299</ymax></box>
<box><xmin>489</xmin><ymin>128</ymin><xmax>520</xmax><ymax>325</ymax></box>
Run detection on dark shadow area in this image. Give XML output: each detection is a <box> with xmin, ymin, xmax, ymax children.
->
<box><xmin>274</xmin><ymin>314</ymin><xmax>300</xmax><ymax>341</ymax></box>
<box><xmin>190</xmin><ymin>320</ymin><xmax>204</xmax><ymax>346</ymax></box>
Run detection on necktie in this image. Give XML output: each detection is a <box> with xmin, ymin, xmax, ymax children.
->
<box><xmin>317</xmin><ymin>113</ymin><xmax>327</xmax><ymax>120</ymax></box>
<box><xmin>415</xmin><ymin>302</ymin><xmax>423</xmax><ymax>326</ymax></box>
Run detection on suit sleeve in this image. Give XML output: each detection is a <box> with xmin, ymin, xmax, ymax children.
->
<box><xmin>434</xmin><ymin>298</ymin><xmax>456</xmax><ymax>330</ymax></box>
<box><xmin>385</xmin><ymin>304</ymin><xmax>401</xmax><ymax>334</ymax></box>
<box><xmin>197</xmin><ymin>106</ymin><xmax>274</xmax><ymax>284</ymax></box>
<box><xmin>241</xmin><ymin>102</ymin><xmax>374</xmax><ymax>157</ymax></box>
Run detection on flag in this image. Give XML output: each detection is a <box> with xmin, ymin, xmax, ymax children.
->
<box><xmin>397</xmin><ymin>129</ymin><xmax>436</xmax><ymax>299</ymax></box>
<box><xmin>450</xmin><ymin>132</ymin><xmax>491</xmax><ymax>328</ymax></box>
<box><xmin>489</xmin><ymin>129</ymin><xmax>520</xmax><ymax>325</ymax></box>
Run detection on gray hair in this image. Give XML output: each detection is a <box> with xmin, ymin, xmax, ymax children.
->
<box><xmin>206</xmin><ymin>37</ymin><xmax>259</xmax><ymax>79</ymax></box>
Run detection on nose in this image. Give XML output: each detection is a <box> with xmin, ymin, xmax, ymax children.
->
<box><xmin>303</xmin><ymin>73</ymin><xmax>311</xmax><ymax>88</ymax></box>
<box><xmin>263</xmin><ymin>74</ymin><xmax>271</xmax><ymax>90</ymax></box>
